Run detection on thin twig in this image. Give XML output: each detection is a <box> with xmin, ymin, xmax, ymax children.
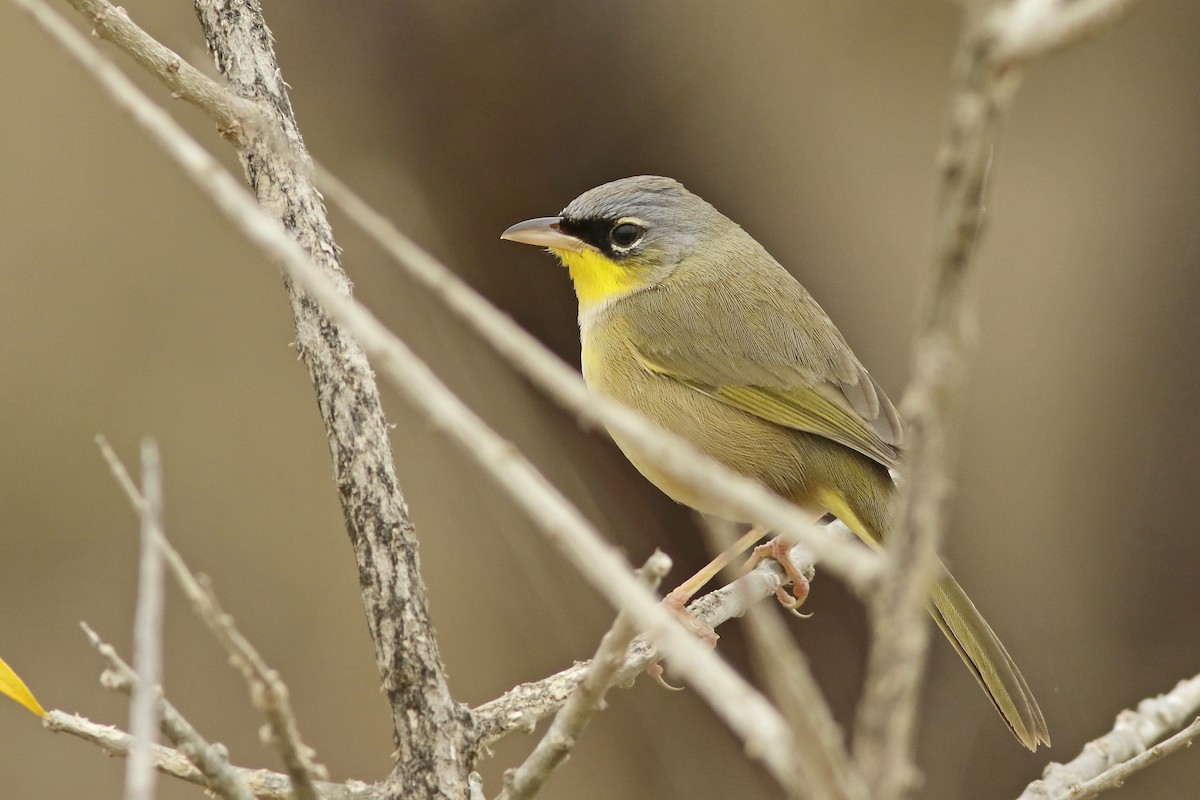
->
<box><xmin>1018</xmin><ymin>674</ymin><xmax>1200</xmax><ymax>800</ymax></box>
<box><xmin>498</xmin><ymin>551</ymin><xmax>672</xmax><ymax>800</ymax></box>
<box><xmin>994</xmin><ymin>0</ymin><xmax>1145</xmax><ymax>68</ymax></box>
<box><xmin>702</xmin><ymin>521</ymin><xmax>864</xmax><ymax>800</ymax></box>
<box><xmin>21</xmin><ymin>4</ymin><xmax>802</xmax><ymax>792</ymax></box>
<box><xmin>185</xmin><ymin>570</ymin><xmax>327</xmax><ymax>799</ymax></box>
<box><xmin>471</xmin><ymin>535</ymin><xmax>834</xmax><ymax>746</ymax></box>
<box><xmin>82</xmin><ymin>623</ymin><xmax>257</xmax><ymax>800</ymax></box>
<box><xmin>1049</xmin><ymin>719</ymin><xmax>1200</xmax><ymax>800</ymax></box>
<box><xmin>97</xmin><ymin>438</ymin><xmax>327</xmax><ymax>800</ymax></box>
<box><xmin>62</xmin><ymin>0</ymin><xmax>252</xmax><ymax>134</ymax></box>
<box><xmin>43</xmin><ymin>711</ymin><xmax>379</xmax><ymax>800</ymax></box>
<box><xmin>125</xmin><ymin>440</ymin><xmax>165</xmax><ymax>800</ymax></box>
<box><xmin>96</xmin><ymin>435</ymin><xmax>143</xmax><ymax>509</ymax></box>
<box><xmin>854</xmin><ymin>2</ymin><xmax>1151</xmax><ymax>793</ymax></box>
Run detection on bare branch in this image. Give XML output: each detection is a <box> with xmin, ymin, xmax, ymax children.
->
<box><xmin>96</xmin><ymin>435</ymin><xmax>144</xmax><ymax>510</ymax></box>
<box><xmin>701</xmin><ymin>521</ymin><xmax>864</xmax><ymax>800</ymax></box>
<box><xmin>1018</xmin><ymin>674</ymin><xmax>1200</xmax><ymax>800</ymax></box>
<box><xmin>125</xmin><ymin>440</ymin><xmax>165</xmax><ymax>800</ymax></box>
<box><xmin>472</xmin><ymin>536</ymin><xmax>828</xmax><ymax>745</ymax></box>
<box><xmin>1050</xmin><ymin>719</ymin><xmax>1200</xmax><ymax>800</ymax></box>
<box><xmin>81</xmin><ymin>623</ymin><xmax>257</xmax><ymax>800</ymax></box>
<box><xmin>498</xmin><ymin>551</ymin><xmax>671</xmax><ymax>800</ymax></box>
<box><xmin>62</xmin><ymin>0</ymin><xmax>252</xmax><ymax>134</ymax></box>
<box><xmin>179</xmin><ymin>572</ymin><xmax>327</xmax><ymax>799</ymax></box>
<box><xmin>98</xmin><ymin>438</ymin><xmax>327</xmax><ymax>798</ymax></box>
<box><xmin>994</xmin><ymin>0</ymin><xmax>1145</xmax><ymax>68</ymax></box>
<box><xmin>853</xmin><ymin>12</ymin><xmax>1007</xmax><ymax>791</ymax></box>
<box><xmin>855</xmin><ymin>2</ymin><xmax>1152</xmax><ymax>792</ymax></box>
<box><xmin>43</xmin><ymin>711</ymin><xmax>379</xmax><ymax>800</ymax></box>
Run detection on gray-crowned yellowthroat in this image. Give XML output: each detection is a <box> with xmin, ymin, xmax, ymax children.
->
<box><xmin>501</xmin><ymin>175</ymin><xmax>1049</xmax><ymax>750</ymax></box>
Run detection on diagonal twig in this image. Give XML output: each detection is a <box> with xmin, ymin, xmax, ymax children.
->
<box><xmin>97</xmin><ymin>437</ymin><xmax>326</xmax><ymax>800</ymax></box>
<box><xmin>82</xmin><ymin>622</ymin><xmax>257</xmax><ymax>800</ymax></box>
<box><xmin>497</xmin><ymin>551</ymin><xmax>672</xmax><ymax>800</ymax></box>
<box><xmin>702</xmin><ymin>520</ymin><xmax>865</xmax><ymax>800</ymax></box>
<box><xmin>62</xmin><ymin>0</ymin><xmax>252</xmax><ymax>134</ymax></box>
<box><xmin>1049</xmin><ymin>719</ymin><xmax>1200</xmax><ymax>800</ymax></box>
<box><xmin>1018</xmin><ymin>673</ymin><xmax>1200</xmax><ymax>800</ymax></box>
<box><xmin>43</xmin><ymin>710</ymin><xmax>377</xmax><ymax>800</ymax></box>
<box><xmin>471</xmin><ymin>533</ymin><xmax>835</xmax><ymax>746</ymax></box>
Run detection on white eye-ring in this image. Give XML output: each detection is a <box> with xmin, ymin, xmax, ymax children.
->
<box><xmin>609</xmin><ymin>219</ymin><xmax>646</xmax><ymax>250</ymax></box>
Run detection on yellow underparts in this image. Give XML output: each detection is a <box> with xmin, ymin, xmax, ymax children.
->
<box><xmin>553</xmin><ymin>248</ymin><xmax>645</xmax><ymax>307</ymax></box>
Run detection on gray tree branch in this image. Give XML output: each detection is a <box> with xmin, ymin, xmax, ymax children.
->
<box><xmin>497</xmin><ymin>552</ymin><xmax>671</xmax><ymax>800</ymax></box>
<box><xmin>1018</xmin><ymin>673</ymin><xmax>1200</xmax><ymax>800</ymax></box>
<box><xmin>43</xmin><ymin>711</ymin><xmax>377</xmax><ymax>800</ymax></box>
<box><xmin>852</xmin><ymin>1</ymin><xmax>1143</xmax><ymax>793</ymax></box>
<box><xmin>187</xmin><ymin>2</ymin><xmax>472</xmax><ymax>795</ymax></box>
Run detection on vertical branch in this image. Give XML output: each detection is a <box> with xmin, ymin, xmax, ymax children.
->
<box><xmin>853</xmin><ymin>0</ymin><xmax>1142</xmax><ymax>786</ymax></box>
<box><xmin>853</xmin><ymin>5</ymin><xmax>1016</xmax><ymax>796</ymax></box>
<box><xmin>188</xmin><ymin>1</ymin><xmax>472</xmax><ymax>796</ymax></box>
<box><xmin>126</xmin><ymin>440</ymin><xmax>165</xmax><ymax>800</ymax></box>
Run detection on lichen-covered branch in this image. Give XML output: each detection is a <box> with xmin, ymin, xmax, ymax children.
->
<box><xmin>188</xmin><ymin>1</ymin><xmax>472</xmax><ymax>795</ymax></box>
<box><xmin>43</xmin><ymin>711</ymin><xmax>379</xmax><ymax>800</ymax></box>
<box><xmin>498</xmin><ymin>552</ymin><xmax>671</xmax><ymax>800</ymax></box>
<box><xmin>1018</xmin><ymin>674</ymin><xmax>1200</xmax><ymax>800</ymax></box>
<box><xmin>472</xmin><ymin>537</ymin><xmax>820</xmax><ymax>746</ymax></box>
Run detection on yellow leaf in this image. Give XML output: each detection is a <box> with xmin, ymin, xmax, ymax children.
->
<box><xmin>0</xmin><ymin>654</ymin><xmax>46</xmax><ymax>717</ymax></box>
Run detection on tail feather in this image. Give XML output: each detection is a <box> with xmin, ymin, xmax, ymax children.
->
<box><xmin>929</xmin><ymin>570</ymin><xmax>1050</xmax><ymax>750</ymax></box>
<box><xmin>816</xmin><ymin>484</ymin><xmax>1049</xmax><ymax>749</ymax></box>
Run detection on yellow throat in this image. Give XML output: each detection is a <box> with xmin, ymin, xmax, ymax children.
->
<box><xmin>552</xmin><ymin>248</ymin><xmax>645</xmax><ymax>308</ymax></box>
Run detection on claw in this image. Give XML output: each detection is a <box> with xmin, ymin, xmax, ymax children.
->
<box><xmin>775</xmin><ymin>586</ymin><xmax>814</xmax><ymax>618</ymax></box>
<box><xmin>747</xmin><ymin>537</ymin><xmax>813</xmax><ymax>615</ymax></box>
<box><xmin>646</xmin><ymin>662</ymin><xmax>685</xmax><ymax>691</ymax></box>
<box><xmin>645</xmin><ymin>585</ymin><xmax>722</xmax><ymax>690</ymax></box>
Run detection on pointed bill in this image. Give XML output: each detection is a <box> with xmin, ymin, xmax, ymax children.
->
<box><xmin>501</xmin><ymin>216</ymin><xmax>593</xmax><ymax>252</ymax></box>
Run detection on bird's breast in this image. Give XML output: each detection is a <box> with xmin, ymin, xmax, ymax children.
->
<box><xmin>579</xmin><ymin>312</ymin><xmax>820</xmax><ymax>521</ymax></box>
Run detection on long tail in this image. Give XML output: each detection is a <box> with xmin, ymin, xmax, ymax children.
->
<box><xmin>929</xmin><ymin>569</ymin><xmax>1050</xmax><ymax>750</ymax></box>
<box><xmin>817</xmin><ymin>483</ymin><xmax>1050</xmax><ymax>750</ymax></box>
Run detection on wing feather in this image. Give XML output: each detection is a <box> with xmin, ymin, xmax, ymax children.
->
<box><xmin>612</xmin><ymin>244</ymin><xmax>903</xmax><ymax>469</ymax></box>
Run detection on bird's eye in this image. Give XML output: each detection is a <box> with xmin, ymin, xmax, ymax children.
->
<box><xmin>609</xmin><ymin>222</ymin><xmax>645</xmax><ymax>249</ymax></box>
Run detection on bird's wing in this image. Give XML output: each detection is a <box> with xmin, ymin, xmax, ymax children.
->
<box><xmin>622</xmin><ymin>262</ymin><xmax>903</xmax><ymax>469</ymax></box>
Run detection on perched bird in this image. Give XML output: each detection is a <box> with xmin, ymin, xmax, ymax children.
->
<box><xmin>501</xmin><ymin>175</ymin><xmax>1049</xmax><ymax>750</ymax></box>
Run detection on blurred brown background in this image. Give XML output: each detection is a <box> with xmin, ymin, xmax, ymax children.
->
<box><xmin>3</xmin><ymin>2</ymin><xmax>1199</xmax><ymax>798</ymax></box>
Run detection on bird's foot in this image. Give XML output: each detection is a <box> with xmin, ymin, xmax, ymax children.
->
<box><xmin>742</xmin><ymin>537</ymin><xmax>812</xmax><ymax>618</ymax></box>
<box><xmin>645</xmin><ymin>586</ymin><xmax>721</xmax><ymax>689</ymax></box>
